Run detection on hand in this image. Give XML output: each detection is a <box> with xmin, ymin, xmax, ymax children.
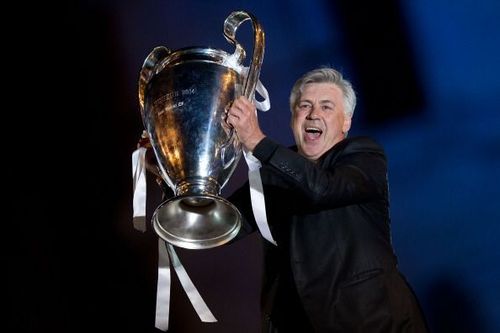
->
<box><xmin>136</xmin><ymin>131</ymin><xmax>161</xmax><ymax>177</ymax></box>
<box><xmin>137</xmin><ymin>130</ymin><xmax>152</xmax><ymax>149</ymax></box>
<box><xmin>226</xmin><ymin>96</ymin><xmax>265</xmax><ymax>151</ymax></box>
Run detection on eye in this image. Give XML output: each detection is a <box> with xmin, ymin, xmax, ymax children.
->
<box><xmin>298</xmin><ymin>102</ymin><xmax>312</xmax><ymax>111</ymax></box>
<box><xmin>321</xmin><ymin>104</ymin><xmax>333</xmax><ymax>111</ymax></box>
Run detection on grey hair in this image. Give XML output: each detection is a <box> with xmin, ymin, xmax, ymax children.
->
<box><xmin>289</xmin><ymin>67</ymin><xmax>356</xmax><ymax>118</ymax></box>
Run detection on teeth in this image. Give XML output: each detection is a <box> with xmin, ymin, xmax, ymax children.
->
<box><xmin>305</xmin><ymin>127</ymin><xmax>322</xmax><ymax>133</ymax></box>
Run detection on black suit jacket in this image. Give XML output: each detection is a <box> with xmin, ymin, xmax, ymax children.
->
<box><xmin>230</xmin><ymin>136</ymin><xmax>428</xmax><ymax>332</ymax></box>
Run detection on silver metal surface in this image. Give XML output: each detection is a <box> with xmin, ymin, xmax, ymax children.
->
<box><xmin>152</xmin><ymin>195</ymin><xmax>242</xmax><ymax>249</ymax></box>
<box><xmin>138</xmin><ymin>10</ymin><xmax>265</xmax><ymax>249</ymax></box>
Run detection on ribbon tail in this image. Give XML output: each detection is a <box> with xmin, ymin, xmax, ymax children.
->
<box><xmin>243</xmin><ymin>150</ymin><xmax>277</xmax><ymax>246</ymax></box>
<box><xmin>132</xmin><ymin>147</ymin><xmax>148</xmax><ymax>232</ymax></box>
<box><xmin>155</xmin><ymin>239</ymin><xmax>172</xmax><ymax>331</ymax></box>
<box><xmin>167</xmin><ymin>244</ymin><xmax>217</xmax><ymax>323</ymax></box>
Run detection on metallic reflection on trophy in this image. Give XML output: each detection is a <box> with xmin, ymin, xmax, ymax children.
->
<box><xmin>138</xmin><ymin>11</ymin><xmax>265</xmax><ymax>249</ymax></box>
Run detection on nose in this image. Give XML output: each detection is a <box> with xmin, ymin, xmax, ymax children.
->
<box><xmin>306</xmin><ymin>104</ymin><xmax>320</xmax><ymax>119</ymax></box>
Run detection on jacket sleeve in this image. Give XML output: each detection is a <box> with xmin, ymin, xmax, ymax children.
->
<box><xmin>252</xmin><ymin>137</ymin><xmax>388</xmax><ymax>208</ymax></box>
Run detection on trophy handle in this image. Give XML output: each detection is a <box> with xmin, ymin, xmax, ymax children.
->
<box><xmin>223</xmin><ymin>10</ymin><xmax>265</xmax><ymax>100</ymax></box>
<box><xmin>220</xmin><ymin>11</ymin><xmax>265</xmax><ymax>168</ymax></box>
<box><xmin>138</xmin><ymin>46</ymin><xmax>171</xmax><ymax>123</ymax></box>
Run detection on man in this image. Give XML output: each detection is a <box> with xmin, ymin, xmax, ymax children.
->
<box><xmin>226</xmin><ymin>67</ymin><xmax>429</xmax><ymax>332</ymax></box>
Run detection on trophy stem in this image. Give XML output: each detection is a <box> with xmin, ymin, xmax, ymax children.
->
<box><xmin>175</xmin><ymin>177</ymin><xmax>221</xmax><ymax>197</ymax></box>
<box><xmin>176</xmin><ymin>178</ymin><xmax>221</xmax><ymax>207</ymax></box>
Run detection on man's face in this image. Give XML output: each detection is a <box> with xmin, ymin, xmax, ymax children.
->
<box><xmin>291</xmin><ymin>82</ymin><xmax>351</xmax><ymax>161</ymax></box>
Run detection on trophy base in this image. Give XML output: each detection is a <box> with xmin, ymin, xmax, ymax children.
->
<box><xmin>152</xmin><ymin>195</ymin><xmax>242</xmax><ymax>249</ymax></box>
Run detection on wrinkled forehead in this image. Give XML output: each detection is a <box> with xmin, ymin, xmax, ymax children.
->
<box><xmin>299</xmin><ymin>82</ymin><xmax>343</xmax><ymax>101</ymax></box>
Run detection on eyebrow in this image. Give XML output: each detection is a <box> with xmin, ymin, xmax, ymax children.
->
<box><xmin>299</xmin><ymin>99</ymin><xmax>335</xmax><ymax>106</ymax></box>
<box><xmin>319</xmin><ymin>100</ymin><xmax>335</xmax><ymax>106</ymax></box>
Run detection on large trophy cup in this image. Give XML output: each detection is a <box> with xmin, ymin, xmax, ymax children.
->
<box><xmin>138</xmin><ymin>11</ymin><xmax>265</xmax><ymax>249</ymax></box>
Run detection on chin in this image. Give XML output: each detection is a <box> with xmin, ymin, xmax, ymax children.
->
<box><xmin>300</xmin><ymin>148</ymin><xmax>323</xmax><ymax>161</ymax></box>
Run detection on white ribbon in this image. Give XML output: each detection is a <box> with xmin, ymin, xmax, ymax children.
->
<box><xmin>155</xmin><ymin>238</ymin><xmax>171</xmax><ymax>330</ymax></box>
<box><xmin>132</xmin><ymin>147</ymin><xmax>147</xmax><ymax>232</ymax></box>
<box><xmin>221</xmin><ymin>63</ymin><xmax>274</xmax><ymax>245</ymax></box>
<box><xmin>243</xmin><ymin>150</ymin><xmax>277</xmax><ymax>246</ymax></box>
<box><xmin>253</xmin><ymin>78</ymin><xmax>270</xmax><ymax>112</ymax></box>
<box><xmin>132</xmin><ymin>147</ymin><xmax>217</xmax><ymax>331</ymax></box>
<box><xmin>155</xmin><ymin>240</ymin><xmax>217</xmax><ymax>331</ymax></box>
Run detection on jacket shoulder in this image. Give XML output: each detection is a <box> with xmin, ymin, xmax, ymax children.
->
<box><xmin>339</xmin><ymin>136</ymin><xmax>385</xmax><ymax>155</ymax></box>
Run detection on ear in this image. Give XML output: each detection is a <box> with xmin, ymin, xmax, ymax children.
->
<box><xmin>342</xmin><ymin>116</ymin><xmax>352</xmax><ymax>134</ymax></box>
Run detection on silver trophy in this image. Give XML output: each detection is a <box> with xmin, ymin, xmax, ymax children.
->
<box><xmin>138</xmin><ymin>11</ymin><xmax>265</xmax><ymax>249</ymax></box>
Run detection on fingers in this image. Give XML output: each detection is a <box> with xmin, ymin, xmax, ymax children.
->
<box><xmin>226</xmin><ymin>96</ymin><xmax>254</xmax><ymax>125</ymax></box>
<box><xmin>224</xmin><ymin>96</ymin><xmax>264</xmax><ymax>151</ymax></box>
<box><xmin>137</xmin><ymin>131</ymin><xmax>152</xmax><ymax>149</ymax></box>
<box><xmin>231</xmin><ymin>96</ymin><xmax>252</xmax><ymax>113</ymax></box>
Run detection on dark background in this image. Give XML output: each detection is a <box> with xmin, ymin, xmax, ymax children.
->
<box><xmin>10</xmin><ymin>0</ymin><xmax>500</xmax><ymax>332</ymax></box>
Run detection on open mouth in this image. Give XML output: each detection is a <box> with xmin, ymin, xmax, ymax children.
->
<box><xmin>304</xmin><ymin>127</ymin><xmax>323</xmax><ymax>140</ymax></box>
